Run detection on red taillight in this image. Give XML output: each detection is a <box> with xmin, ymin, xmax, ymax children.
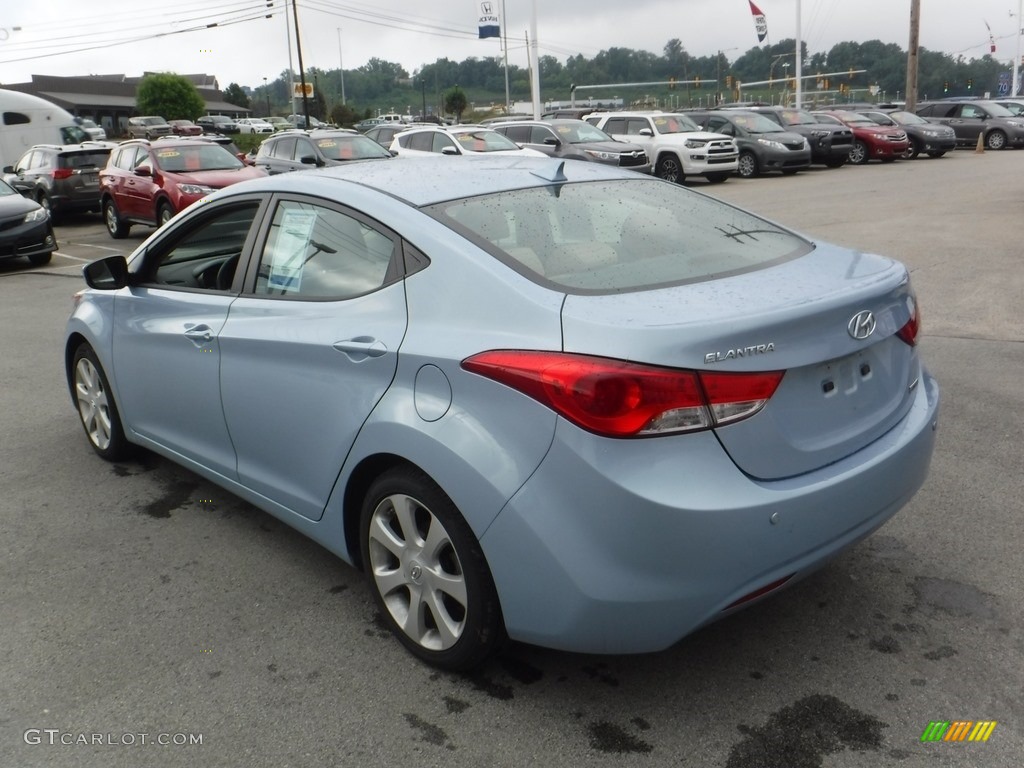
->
<box><xmin>52</xmin><ymin>168</ymin><xmax>74</xmax><ymax>180</ymax></box>
<box><xmin>462</xmin><ymin>351</ymin><xmax>783</xmax><ymax>438</ymax></box>
<box><xmin>896</xmin><ymin>297</ymin><xmax>920</xmax><ymax>346</ymax></box>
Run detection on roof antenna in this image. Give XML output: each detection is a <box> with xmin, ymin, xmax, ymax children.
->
<box><xmin>530</xmin><ymin>159</ymin><xmax>567</xmax><ymax>182</ymax></box>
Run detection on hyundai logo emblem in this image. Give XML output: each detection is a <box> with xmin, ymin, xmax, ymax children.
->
<box><xmin>848</xmin><ymin>310</ymin><xmax>876</xmax><ymax>340</ymax></box>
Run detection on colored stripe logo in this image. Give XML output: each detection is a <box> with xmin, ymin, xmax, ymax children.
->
<box><xmin>921</xmin><ymin>721</ymin><xmax>997</xmax><ymax>742</ymax></box>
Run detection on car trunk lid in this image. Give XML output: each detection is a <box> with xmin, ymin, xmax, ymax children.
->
<box><xmin>559</xmin><ymin>243</ymin><xmax>920</xmax><ymax>479</ymax></box>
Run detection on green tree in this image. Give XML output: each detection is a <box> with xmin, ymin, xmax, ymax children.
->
<box><xmin>136</xmin><ymin>73</ymin><xmax>206</xmax><ymax>120</ymax></box>
<box><xmin>444</xmin><ymin>86</ymin><xmax>468</xmax><ymax>122</ymax></box>
<box><xmin>222</xmin><ymin>82</ymin><xmax>250</xmax><ymax>109</ymax></box>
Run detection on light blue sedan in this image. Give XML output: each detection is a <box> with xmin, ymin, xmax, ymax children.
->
<box><xmin>64</xmin><ymin>157</ymin><xmax>939</xmax><ymax>670</ymax></box>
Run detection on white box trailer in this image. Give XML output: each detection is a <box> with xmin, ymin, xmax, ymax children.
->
<box><xmin>0</xmin><ymin>89</ymin><xmax>89</xmax><ymax>169</ymax></box>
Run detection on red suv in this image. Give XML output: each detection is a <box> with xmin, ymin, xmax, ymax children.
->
<box><xmin>814</xmin><ymin>110</ymin><xmax>909</xmax><ymax>164</ymax></box>
<box><xmin>99</xmin><ymin>138</ymin><xmax>266</xmax><ymax>238</ymax></box>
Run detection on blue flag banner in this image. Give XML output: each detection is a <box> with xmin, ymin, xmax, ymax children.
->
<box><xmin>479</xmin><ymin>1</ymin><xmax>500</xmax><ymax>38</ymax></box>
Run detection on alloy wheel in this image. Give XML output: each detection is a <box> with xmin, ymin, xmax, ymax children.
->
<box><xmin>367</xmin><ymin>492</ymin><xmax>468</xmax><ymax>651</ymax></box>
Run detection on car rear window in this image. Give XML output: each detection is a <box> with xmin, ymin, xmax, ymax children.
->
<box><xmin>429</xmin><ymin>178</ymin><xmax>810</xmax><ymax>293</ymax></box>
<box><xmin>61</xmin><ymin>151</ymin><xmax>110</xmax><ymax>169</ymax></box>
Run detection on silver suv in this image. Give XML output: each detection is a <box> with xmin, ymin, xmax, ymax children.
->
<box><xmin>126</xmin><ymin>116</ymin><xmax>172</xmax><ymax>140</ymax></box>
<box><xmin>490</xmin><ymin>120</ymin><xmax>651</xmax><ymax>174</ymax></box>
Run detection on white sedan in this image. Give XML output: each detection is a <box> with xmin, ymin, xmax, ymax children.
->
<box><xmin>235</xmin><ymin>118</ymin><xmax>275</xmax><ymax>134</ymax></box>
<box><xmin>389</xmin><ymin>125</ymin><xmax>545</xmax><ymax>157</ymax></box>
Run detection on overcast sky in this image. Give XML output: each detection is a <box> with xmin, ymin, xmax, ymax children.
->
<box><xmin>0</xmin><ymin>0</ymin><xmax>1017</xmax><ymax>92</ymax></box>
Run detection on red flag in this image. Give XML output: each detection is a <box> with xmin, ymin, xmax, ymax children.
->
<box><xmin>749</xmin><ymin>1</ymin><xmax>768</xmax><ymax>44</ymax></box>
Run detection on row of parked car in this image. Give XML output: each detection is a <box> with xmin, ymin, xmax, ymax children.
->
<box><xmin>0</xmin><ymin>96</ymin><xmax>1016</xmax><ymax>269</ymax></box>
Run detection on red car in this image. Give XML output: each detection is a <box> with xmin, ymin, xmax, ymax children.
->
<box><xmin>168</xmin><ymin>120</ymin><xmax>203</xmax><ymax>137</ymax></box>
<box><xmin>814</xmin><ymin>110</ymin><xmax>908</xmax><ymax>164</ymax></box>
<box><xmin>99</xmin><ymin>138</ymin><xmax>266</xmax><ymax>237</ymax></box>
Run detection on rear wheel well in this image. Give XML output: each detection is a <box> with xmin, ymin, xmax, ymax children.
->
<box><xmin>343</xmin><ymin>453</ymin><xmax>419</xmax><ymax>569</ymax></box>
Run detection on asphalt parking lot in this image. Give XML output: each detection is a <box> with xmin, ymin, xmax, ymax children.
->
<box><xmin>1</xmin><ymin>149</ymin><xmax>1021</xmax><ymax>768</ymax></box>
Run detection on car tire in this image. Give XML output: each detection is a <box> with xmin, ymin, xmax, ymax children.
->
<box><xmin>157</xmin><ymin>201</ymin><xmax>175</xmax><ymax>227</ymax></box>
<box><xmin>655</xmin><ymin>154</ymin><xmax>684</xmax><ymax>184</ymax></box>
<box><xmin>28</xmin><ymin>250</ymin><xmax>53</xmax><ymax>267</ymax></box>
<box><xmin>824</xmin><ymin>156</ymin><xmax>847</xmax><ymax>168</ymax></box>
<box><xmin>71</xmin><ymin>343</ymin><xmax>133</xmax><ymax>461</ymax></box>
<box><xmin>104</xmin><ymin>199</ymin><xmax>130</xmax><ymax>239</ymax></box>
<box><xmin>848</xmin><ymin>141</ymin><xmax>869</xmax><ymax>165</ymax></box>
<box><xmin>985</xmin><ymin>130</ymin><xmax>1007</xmax><ymax>150</ymax></box>
<box><xmin>360</xmin><ymin>465</ymin><xmax>504</xmax><ymax>672</ymax></box>
<box><xmin>926</xmin><ymin>151</ymin><xmax>946</xmax><ymax>158</ymax></box>
<box><xmin>737</xmin><ymin>151</ymin><xmax>759</xmax><ymax>178</ymax></box>
<box><xmin>705</xmin><ymin>173</ymin><xmax>729</xmax><ymax>184</ymax></box>
<box><xmin>902</xmin><ymin>138</ymin><xmax>921</xmax><ymax>160</ymax></box>
<box><xmin>36</xmin><ymin>192</ymin><xmax>51</xmax><ymax>214</ymax></box>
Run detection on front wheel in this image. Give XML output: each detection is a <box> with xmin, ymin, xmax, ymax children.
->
<box><xmin>926</xmin><ymin>151</ymin><xmax>946</xmax><ymax>158</ymax></box>
<box><xmin>902</xmin><ymin>138</ymin><xmax>921</xmax><ymax>160</ymax></box>
<box><xmin>157</xmin><ymin>201</ymin><xmax>174</xmax><ymax>227</ymax></box>
<box><xmin>360</xmin><ymin>466</ymin><xmax>504</xmax><ymax>671</ymax></box>
<box><xmin>655</xmin><ymin>154</ymin><xmax>684</xmax><ymax>184</ymax></box>
<box><xmin>737</xmin><ymin>151</ymin><xmax>759</xmax><ymax>178</ymax></box>
<box><xmin>71</xmin><ymin>344</ymin><xmax>132</xmax><ymax>461</ymax></box>
<box><xmin>985</xmin><ymin>130</ymin><xmax>1007</xmax><ymax>150</ymax></box>
<box><xmin>104</xmin><ymin>199</ymin><xmax>130</xmax><ymax>239</ymax></box>
<box><xmin>824</xmin><ymin>156</ymin><xmax>847</xmax><ymax>168</ymax></box>
<box><xmin>848</xmin><ymin>141</ymin><xmax>869</xmax><ymax>165</ymax></box>
<box><xmin>704</xmin><ymin>172</ymin><xmax>730</xmax><ymax>184</ymax></box>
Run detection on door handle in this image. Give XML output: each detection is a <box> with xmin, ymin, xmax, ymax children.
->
<box><xmin>333</xmin><ymin>336</ymin><xmax>387</xmax><ymax>361</ymax></box>
<box><xmin>184</xmin><ymin>324</ymin><xmax>213</xmax><ymax>342</ymax></box>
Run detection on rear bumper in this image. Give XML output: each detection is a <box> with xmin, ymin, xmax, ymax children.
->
<box><xmin>481</xmin><ymin>368</ymin><xmax>939</xmax><ymax>654</ymax></box>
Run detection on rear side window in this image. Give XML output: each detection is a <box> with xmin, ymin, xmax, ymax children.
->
<box><xmin>429</xmin><ymin>179</ymin><xmax>810</xmax><ymax>293</ymax></box>
<box><xmin>254</xmin><ymin>200</ymin><xmax>396</xmax><ymax>299</ymax></box>
<box><xmin>3</xmin><ymin>111</ymin><xmax>30</xmax><ymax>125</ymax></box>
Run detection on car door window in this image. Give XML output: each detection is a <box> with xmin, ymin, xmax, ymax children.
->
<box><xmin>295</xmin><ymin>138</ymin><xmax>317</xmax><ymax>163</ymax></box>
<box><xmin>529</xmin><ymin>126</ymin><xmax>555</xmax><ymax>144</ymax></box>
<box><xmin>139</xmin><ymin>201</ymin><xmax>261</xmax><ymax>290</ymax></box>
<box><xmin>431</xmin><ymin>133</ymin><xmax>458</xmax><ymax>153</ymax></box>
<box><xmin>254</xmin><ymin>200</ymin><xmax>397</xmax><ymax>299</ymax></box>
<box><xmin>603</xmin><ymin>117</ymin><xmax>627</xmax><ymax>134</ymax></box>
<box><xmin>272</xmin><ymin>137</ymin><xmax>296</xmax><ymax>159</ymax></box>
<box><xmin>15</xmin><ymin>150</ymin><xmax>35</xmax><ymax>173</ymax></box>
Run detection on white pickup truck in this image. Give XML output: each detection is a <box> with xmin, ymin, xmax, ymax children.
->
<box><xmin>585</xmin><ymin>111</ymin><xmax>738</xmax><ymax>183</ymax></box>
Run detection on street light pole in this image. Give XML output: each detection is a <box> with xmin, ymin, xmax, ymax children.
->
<box><xmin>337</xmin><ymin>28</ymin><xmax>346</xmax><ymax>106</ymax></box>
<box><xmin>263</xmin><ymin>77</ymin><xmax>271</xmax><ymax>116</ymax></box>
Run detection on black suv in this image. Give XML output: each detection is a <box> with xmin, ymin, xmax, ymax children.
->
<box><xmin>916</xmin><ymin>99</ymin><xmax>1024</xmax><ymax>150</ymax></box>
<box><xmin>684</xmin><ymin>110</ymin><xmax>811</xmax><ymax>177</ymax></box>
<box><xmin>2</xmin><ymin>143</ymin><xmax>112</xmax><ymax>218</ymax></box>
<box><xmin>728</xmin><ymin>106</ymin><xmax>854</xmax><ymax>167</ymax></box>
<box><xmin>254</xmin><ymin>130</ymin><xmax>392</xmax><ymax>174</ymax></box>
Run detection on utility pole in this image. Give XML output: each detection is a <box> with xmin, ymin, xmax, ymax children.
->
<box><xmin>291</xmin><ymin>0</ymin><xmax>311</xmax><ymax>128</ymax></box>
<box><xmin>337</xmin><ymin>28</ymin><xmax>346</xmax><ymax>106</ymax></box>
<box><xmin>1015</xmin><ymin>0</ymin><xmax>1023</xmax><ymax>97</ymax></box>
<box><xmin>905</xmin><ymin>0</ymin><xmax>920</xmax><ymax>110</ymax></box>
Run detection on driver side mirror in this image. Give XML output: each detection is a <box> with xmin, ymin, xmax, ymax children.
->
<box><xmin>83</xmin><ymin>255</ymin><xmax>130</xmax><ymax>290</ymax></box>
<box><xmin>134</xmin><ymin>164</ymin><xmax>153</xmax><ymax>177</ymax></box>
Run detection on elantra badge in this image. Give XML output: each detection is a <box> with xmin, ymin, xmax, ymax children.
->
<box><xmin>848</xmin><ymin>310</ymin><xmax>876</xmax><ymax>340</ymax></box>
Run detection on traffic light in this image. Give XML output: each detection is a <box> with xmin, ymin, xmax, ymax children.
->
<box><xmin>694</xmin><ymin>75</ymin><xmax>701</xmax><ymax>89</ymax></box>
<box><xmin>944</xmin><ymin>80</ymin><xmax>949</xmax><ymax>93</ymax></box>
<box><xmin>725</xmin><ymin>75</ymin><xmax>733</xmax><ymax>89</ymax></box>
<box><xmin>967</xmin><ymin>78</ymin><xmax>973</xmax><ymax>91</ymax></box>
<box><xmin>668</xmin><ymin>76</ymin><xmax>676</xmax><ymax>90</ymax></box>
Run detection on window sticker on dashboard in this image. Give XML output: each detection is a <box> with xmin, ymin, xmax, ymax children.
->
<box><xmin>267</xmin><ymin>209</ymin><xmax>317</xmax><ymax>292</ymax></box>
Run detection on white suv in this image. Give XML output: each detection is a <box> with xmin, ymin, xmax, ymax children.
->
<box><xmin>585</xmin><ymin>112</ymin><xmax>738</xmax><ymax>183</ymax></box>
